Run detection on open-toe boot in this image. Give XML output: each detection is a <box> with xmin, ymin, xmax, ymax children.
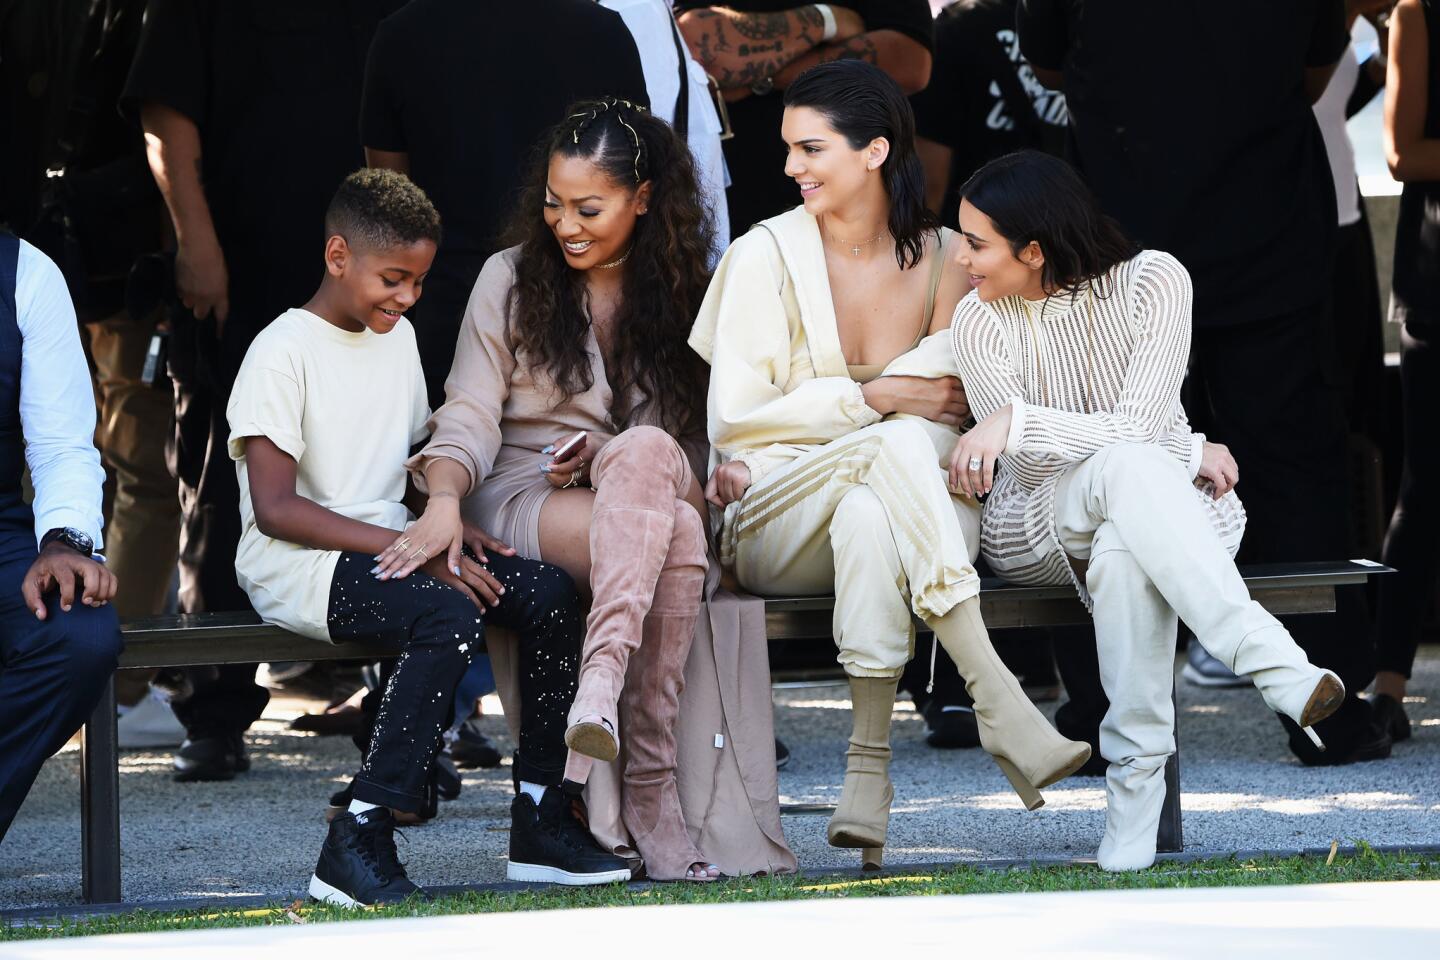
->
<box><xmin>618</xmin><ymin>499</ymin><xmax>710</xmax><ymax>881</ymax></box>
<box><xmin>826</xmin><ymin>675</ymin><xmax>897</xmax><ymax>871</ymax></box>
<box><xmin>930</xmin><ymin>597</ymin><xmax>1091</xmax><ymax>809</ymax></box>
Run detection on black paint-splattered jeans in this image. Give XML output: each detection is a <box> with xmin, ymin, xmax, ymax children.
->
<box><xmin>328</xmin><ymin>551</ymin><xmax>582</xmax><ymax>811</ymax></box>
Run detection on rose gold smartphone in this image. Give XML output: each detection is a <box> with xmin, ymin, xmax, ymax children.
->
<box><xmin>550</xmin><ymin>431</ymin><xmax>587</xmax><ymax>462</ymax></box>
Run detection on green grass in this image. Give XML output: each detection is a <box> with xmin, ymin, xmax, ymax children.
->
<box><xmin>5</xmin><ymin>846</ymin><xmax>1435</xmax><ymax>942</ymax></box>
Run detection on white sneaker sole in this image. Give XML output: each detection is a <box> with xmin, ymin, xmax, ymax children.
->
<box><xmin>308</xmin><ymin>873</ymin><xmax>363</xmax><ymax>908</ymax></box>
<box><xmin>506</xmin><ymin>861</ymin><xmax>631</xmax><ymax>886</ymax></box>
<box><xmin>1180</xmin><ymin>663</ymin><xmax>1252</xmax><ymax>689</ymax></box>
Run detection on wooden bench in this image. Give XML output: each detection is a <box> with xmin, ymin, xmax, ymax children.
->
<box><xmin>75</xmin><ymin>560</ymin><xmax>1382</xmax><ymax>904</ymax></box>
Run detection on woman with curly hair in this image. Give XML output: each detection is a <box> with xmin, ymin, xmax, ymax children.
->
<box><xmin>385</xmin><ymin>98</ymin><xmax>793</xmax><ymax>882</ymax></box>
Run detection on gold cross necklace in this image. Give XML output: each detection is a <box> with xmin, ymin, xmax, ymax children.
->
<box><xmin>826</xmin><ymin>227</ymin><xmax>888</xmax><ymax>257</ymax></box>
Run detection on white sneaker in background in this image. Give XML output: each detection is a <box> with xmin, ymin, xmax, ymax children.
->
<box><xmin>117</xmin><ymin>689</ymin><xmax>186</xmax><ymax>749</ymax></box>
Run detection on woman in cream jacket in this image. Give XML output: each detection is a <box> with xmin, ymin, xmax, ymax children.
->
<box><xmin>692</xmin><ymin>62</ymin><xmax>1089</xmax><ymax>869</ymax></box>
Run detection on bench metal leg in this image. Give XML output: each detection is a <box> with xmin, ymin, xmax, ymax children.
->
<box><xmin>80</xmin><ymin>677</ymin><xmax>121</xmax><ymax>904</ymax></box>
<box><xmin>1156</xmin><ymin>680</ymin><xmax>1183</xmax><ymax>854</ymax></box>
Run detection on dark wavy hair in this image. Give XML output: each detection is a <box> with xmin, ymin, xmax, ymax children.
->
<box><xmin>958</xmin><ymin>151</ymin><xmax>1139</xmax><ymax>298</ymax></box>
<box><xmin>503</xmin><ymin>98</ymin><xmax>714</xmax><ymax>432</ymax></box>
<box><xmin>783</xmin><ymin>59</ymin><xmax>938</xmax><ymax>270</ymax></box>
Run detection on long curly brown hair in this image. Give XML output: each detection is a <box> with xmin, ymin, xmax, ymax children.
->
<box><xmin>503</xmin><ymin>98</ymin><xmax>715</xmax><ymax>434</ymax></box>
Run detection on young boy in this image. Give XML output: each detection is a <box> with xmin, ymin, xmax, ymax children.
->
<box><xmin>227</xmin><ymin>169</ymin><xmax>631</xmax><ymax>906</ymax></box>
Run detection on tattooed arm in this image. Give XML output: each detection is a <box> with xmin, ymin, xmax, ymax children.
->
<box><xmin>677</xmin><ymin>5</ymin><xmax>866</xmax><ymax>92</ymax></box>
<box><xmin>772</xmin><ymin>30</ymin><xmax>933</xmax><ymax>95</ymax></box>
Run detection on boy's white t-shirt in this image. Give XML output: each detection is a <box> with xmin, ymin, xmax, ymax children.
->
<box><xmin>226</xmin><ymin>308</ymin><xmax>430</xmax><ymax>641</ymax></box>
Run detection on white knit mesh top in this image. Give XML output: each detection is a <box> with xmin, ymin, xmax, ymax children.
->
<box><xmin>950</xmin><ymin>250</ymin><xmax>1245</xmax><ymax>595</ymax></box>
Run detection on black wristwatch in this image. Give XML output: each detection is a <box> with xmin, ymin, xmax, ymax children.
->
<box><xmin>41</xmin><ymin>526</ymin><xmax>94</xmax><ymax>558</ymax></box>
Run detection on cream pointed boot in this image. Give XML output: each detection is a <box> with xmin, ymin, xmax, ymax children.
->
<box><xmin>827</xmin><ymin>675</ymin><xmax>898</xmax><ymax>871</ymax></box>
<box><xmin>930</xmin><ymin>598</ymin><xmax>1091</xmax><ymax>809</ymax></box>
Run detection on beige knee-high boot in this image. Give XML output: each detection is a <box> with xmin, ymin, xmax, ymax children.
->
<box><xmin>827</xmin><ymin>675</ymin><xmax>898</xmax><ymax>870</ymax></box>
<box><xmin>930</xmin><ymin>598</ymin><xmax>1091</xmax><ymax>810</ymax></box>
<box><xmin>619</xmin><ymin>501</ymin><xmax>708</xmax><ymax>881</ymax></box>
<box><xmin>566</xmin><ymin>428</ymin><xmax>690</xmax><ymax>762</ymax></box>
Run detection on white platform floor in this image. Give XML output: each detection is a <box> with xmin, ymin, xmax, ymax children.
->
<box><xmin>7</xmin><ymin>880</ymin><xmax>1440</xmax><ymax>958</ymax></box>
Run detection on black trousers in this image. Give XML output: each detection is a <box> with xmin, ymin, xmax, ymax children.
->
<box><xmin>331</xmin><ymin>551</ymin><xmax>582</xmax><ymax>811</ymax></box>
<box><xmin>1377</xmin><ymin>322</ymin><xmax>1438</xmax><ymax>679</ymax></box>
<box><xmin>1325</xmin><ymin>214</ymin><xmax>1387</xmax><ymax>446</ymax></box>
<box><xmin>0</xmin><ymin>530</ymin><xmax>123</xmax><ymax>843</ymax></box>
<box><xmin>165</xmin><ymin>308</ymin><xmax>269</xmax><ymax>740</ymax></box>
<box><xmin>1187</xmin><ymin>302</ymin><xmax>1375</xmax><ymax>745</ymax></box>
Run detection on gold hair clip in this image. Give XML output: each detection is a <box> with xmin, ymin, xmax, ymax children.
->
<box><xmin>567</xmin><ymin>99</ymin><xmax>644</xmax><ymax>182</ymax></box>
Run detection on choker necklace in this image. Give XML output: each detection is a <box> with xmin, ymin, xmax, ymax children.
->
<box><xmin>595</xmin><ymin>247</ymin><xmax>632</xmax><ymax>269</ymax></box>
<box><xmin>825</xmin><ymin>227</ymin><xmax>888</xmax><ymax>257</ymax></box>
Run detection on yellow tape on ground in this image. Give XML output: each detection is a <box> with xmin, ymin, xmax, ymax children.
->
<box><xmin>797</xmin><ymin>876</ymin><xmax>932</xmax><ymax>893</ymax></box>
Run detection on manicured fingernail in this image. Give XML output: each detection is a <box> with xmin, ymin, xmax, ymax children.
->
<box><xmin>541</xmin><ymin>444</ymin><xmax>554</xmax><ymax>454</ymax></box>
<box><xmin>377</xmin><ymin>572</ymin><xmax>389</xmax><ymax>580</ymax></box>
<box><xmin>370</xmin><ymin>565</ymin><xmax>382</xmax><ymax>574</ymax></box>
<box><xmin>452</xmin><ymin>565</ymin><xmax>461</xmax><ymax>576</ymax></box>
<box><xmin>499</xmin><ymin>586</ymin><xmax>506</xmax><ymax>595</ymax></box>
<box><xmin>540</xmin><ymin>465</ymin><xmax>551</xmax><ymax>473</ymax></box>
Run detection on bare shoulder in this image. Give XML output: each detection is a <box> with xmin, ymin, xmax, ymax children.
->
<box><xmin>930</xmin><ymin>229</ymin><xmax>972</xmax><ymax>335</ymax></box>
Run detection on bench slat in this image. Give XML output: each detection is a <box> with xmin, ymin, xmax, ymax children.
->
<box><xmin>116</xmin><ymin>563</ymin><xmax>1381</xmax><ymax>667</ymax></box>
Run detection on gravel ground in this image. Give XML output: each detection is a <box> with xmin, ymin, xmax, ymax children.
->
<box><xmin>3</xmin><ymin>649</ymin><xmax>1436</xmax><ymax>910</ymax></box>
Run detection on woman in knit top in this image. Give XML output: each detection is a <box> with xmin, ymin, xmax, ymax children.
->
<box><xmin>948</xmin><ymin>150</ymin><xmax>1346</xmax><ymax>872</ymax></box>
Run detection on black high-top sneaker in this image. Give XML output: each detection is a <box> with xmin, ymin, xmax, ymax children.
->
<box><xmin>507</xmin><ymin>788</ymin><xmax>633</xmax><ymax>885</ymax></box>
<box><xmin>309</xmin><ymin>808</ymin><xmax>428</xmax><ymax>906</ymax></box>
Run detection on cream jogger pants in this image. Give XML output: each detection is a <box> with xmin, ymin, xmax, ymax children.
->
<box><xmin>1049</xmin><ymin>443</ymin><xmax>1328</xmax><ymax>869</ymax></box>
<box><xmin>729</xmin><ymin>421</ymin><xmax>982</xmax><ymax>678</ymax></box>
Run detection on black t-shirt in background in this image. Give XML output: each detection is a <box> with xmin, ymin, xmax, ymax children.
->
<box><xmin>675</xmin><ymin>0</ymin><xmax>934</xmax><ymax>239</ymax></box>
<box><xmin>910</xmin><ymin>0</ymin><xmax>1068</xmax><ymax>227</ymax></box>
<box><xmin>1</xmin><ymin>0</ymin><xmax>159</xmax><ymax>312</ymax></box>
<box><xmin>1016</xmin><ymin>0</ymin><xmax>1348</xmax><ymax>327</ymax></box>
<box><xmin>361</xmin><ymin>0</ymin><xmax>649</xmax><ymax>404</ymax></box>
<box><xmin>124</xmin><ymin>0</ymin><xmax>401</xmax><ymax>336</ymax></box>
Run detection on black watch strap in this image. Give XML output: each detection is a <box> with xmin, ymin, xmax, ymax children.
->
<box><xmin>41</xmin><ymin>527</ymin><xmax>94</xmax><ymax>557</ymax></box>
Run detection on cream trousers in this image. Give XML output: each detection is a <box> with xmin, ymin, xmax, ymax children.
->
<box><xmin>1029</xmin><ymin>443</ymin><xmax>1329</xmax><ymax>870</ymax></box>
<box><xmin>730</xmin><ymin>421</ymin><xmax>981</xmax><ymax>678</ymax></box>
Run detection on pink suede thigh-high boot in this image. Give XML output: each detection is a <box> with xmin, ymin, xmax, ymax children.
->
<box><xmin>566</xmin><ymin>426</ymin><xmax>694</xmax><ymax>762</ymax></box>
<box><xmin>620</xmin><ymin>499</ymin><xmax>709</xmax><ymax>880</ymax></box>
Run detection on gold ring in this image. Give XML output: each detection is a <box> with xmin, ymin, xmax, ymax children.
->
<box><xmin>410</xmin><ymin>547</ymin><xmax>429</xmax><ymax>561</ymax></box>
<box><xmin>396</xmin><ymin>537</ymin><xmax>412</xmax><ymax>551</ymax></box>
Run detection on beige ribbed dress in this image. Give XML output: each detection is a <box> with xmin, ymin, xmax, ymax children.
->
<box><xmin>950</xmin><ymin>250</ymin><xmax>1246</xmax><ymax>601</ymax></box>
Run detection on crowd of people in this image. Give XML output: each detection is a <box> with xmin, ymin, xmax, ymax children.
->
<box><xmin>0</xmin><ymin>0</ymin><xmax>1436</xmax><ymax>907</ymax></box>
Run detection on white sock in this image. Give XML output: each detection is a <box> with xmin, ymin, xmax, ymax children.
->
<box><xmin>519</xmin><ymin>781</ymin><xmax>546</xmax><ymax>804</ymax></box>
<box><xmin>348</xmin><ymin>798</ymin><xmax>381</xmax><ymax>816</ymax></box>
